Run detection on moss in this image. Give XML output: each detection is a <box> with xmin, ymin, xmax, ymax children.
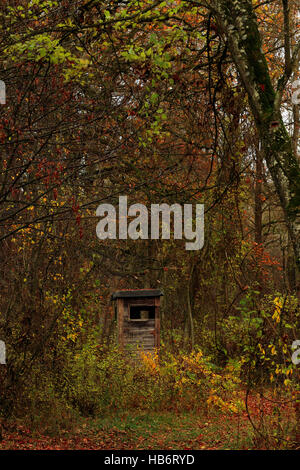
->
<box><xmin>222</xmin><ymin>1</ymin><xmax>299</xmax><ymax>219</ymax></box>
<box><xmin>223</xmin><ymin>0</ymin><xmax>275</xmax><ymax>121</ymax></box>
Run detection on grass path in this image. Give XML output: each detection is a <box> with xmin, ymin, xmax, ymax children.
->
<box><xmin>0</xmin><ymin>411</ymin><xmax>254</xmax><ymax>450</ymax></box>
<box><xmin>0</xmin><ymin>392</ymin><xmax>295</xmax><ymax>450</ymax></box>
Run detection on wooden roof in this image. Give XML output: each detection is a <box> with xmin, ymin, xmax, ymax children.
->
<box><xmin>111</xmin><ymin>289</ymin><xmax>163</xmax><ymax>300</ymax></box>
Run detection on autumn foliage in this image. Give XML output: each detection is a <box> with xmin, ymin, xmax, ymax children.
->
<box><xmin>0</xmin><ymin>0</ymin><xmax>299</xmax><ymax>450</ymax></box>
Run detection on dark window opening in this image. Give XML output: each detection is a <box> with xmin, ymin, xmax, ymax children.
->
<box><xmin>129</xmin><ymin>305</ymin><xmax>155</xmax><ymax>321</ymax></box>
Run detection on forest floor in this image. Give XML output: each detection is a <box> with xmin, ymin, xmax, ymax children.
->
<box><xmin>0</xmin><ymin>411</ymin><xmax>254</xmax><ymax>450</ymax></box>
<box><xmin>0</xmin><ymin>393</ymin><xmax>296</xmax><ymax>450</ymax></box>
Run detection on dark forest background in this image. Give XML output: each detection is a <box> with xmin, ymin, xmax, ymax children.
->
<box><xmin>0</xmin><ymin>0</ymin><xmax>299</xmax><ymax>449</ymax></box>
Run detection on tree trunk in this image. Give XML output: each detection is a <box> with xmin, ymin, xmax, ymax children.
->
<box><xmin>210</xmin><ymin>0</ymin><xmax>300</xmax><ymax>444</ymax></box>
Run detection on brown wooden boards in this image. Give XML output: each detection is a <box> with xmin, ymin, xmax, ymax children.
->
<box><xmin>111</xmin><ymin>289</ymin><xmax>163</xmax><ymax>354</ymax></box>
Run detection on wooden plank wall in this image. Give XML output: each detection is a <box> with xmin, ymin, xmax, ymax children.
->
<box><xmin>117</xmin><ymin>297</ymin><xmax>160</xmax><ymax>353</ymax></box>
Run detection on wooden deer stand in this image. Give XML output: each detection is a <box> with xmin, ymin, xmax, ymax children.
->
<box><xmin>111</xmin><ymin>289</ymin><xmax>163</xmax><ymax>355</ymax></box>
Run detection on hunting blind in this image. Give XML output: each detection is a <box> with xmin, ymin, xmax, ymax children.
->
<box><xmin>111</xmin><ymin>289</ymin><xmax>163</xmax><ymax>354</ymax></box>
